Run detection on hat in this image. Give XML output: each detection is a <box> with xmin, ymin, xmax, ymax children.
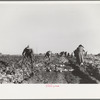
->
<box><xmin>79</xmin><ymin>44</ymin><xmax>84</xmax><ymax>48</ymax></box>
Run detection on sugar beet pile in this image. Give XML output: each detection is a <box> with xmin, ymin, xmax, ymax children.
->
<box><xmin>0</xmin><ymin>54</ymin><xmax>100</xmax><ymax>84</ymax></box>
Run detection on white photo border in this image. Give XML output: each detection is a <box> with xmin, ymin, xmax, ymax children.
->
<box><xmin>0</xmin><ymin>1</ymin><xmax>100</xmax><ymax>99</ymax></box>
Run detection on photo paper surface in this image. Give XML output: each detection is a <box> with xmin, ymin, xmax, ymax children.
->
<box><xmin>0</xmin><ymin>1</ymin><xmax>100</xmax><ymax>99</ymax></box>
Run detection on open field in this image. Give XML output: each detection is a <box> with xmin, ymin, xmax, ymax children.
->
<box><xmin>0</xmin><ymin>54</ymin><xmax>100</xmax><ymax>84</ymax></box>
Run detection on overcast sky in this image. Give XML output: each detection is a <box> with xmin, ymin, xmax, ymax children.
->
<box><xmin>0</xmin><ymin>1</ymin><xmax>100</xmax><ymax>54</ymax></box>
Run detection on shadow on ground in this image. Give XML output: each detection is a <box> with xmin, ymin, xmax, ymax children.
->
<box><xmin>70</xmin><ymin>64</ymin><xmax>97</xmax><ymax>84</ymax></box>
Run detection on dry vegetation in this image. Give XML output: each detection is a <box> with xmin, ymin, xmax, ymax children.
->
<box><xmin>0</xmin><ymin>54</ymin><xmax>100</xmax><ymax>84</ymax></box>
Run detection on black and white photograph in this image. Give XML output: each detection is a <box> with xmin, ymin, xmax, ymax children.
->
<box><xmin>0</xmin><ymin>1</ymin><xmax>100</xmax><ymax>84</ymax></box>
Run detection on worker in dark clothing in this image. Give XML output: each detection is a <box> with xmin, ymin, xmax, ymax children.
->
<box><xmin>22</xmin><ymin>45</ymin><xmax>29</xmax><ymax>58</ymax></box>
<box><xmin>22</xmin><ymin>45</ymin><xmax>34</xmax><ymax>73</ymax></box>
<box><xmin>45</xmin><ymin>51</ymin><xmax>52</xmax><ymax>60</ymax></box>
<box><xmin>74</xmin><ymin>45</ymin><xmax>85</xmax><ymax>66</ymax></box>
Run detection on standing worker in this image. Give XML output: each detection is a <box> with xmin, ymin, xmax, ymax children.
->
<box><xmin>74</xmin><ymin>45</ymin><xmax>85</xmax><ymax>66</ymax></box>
